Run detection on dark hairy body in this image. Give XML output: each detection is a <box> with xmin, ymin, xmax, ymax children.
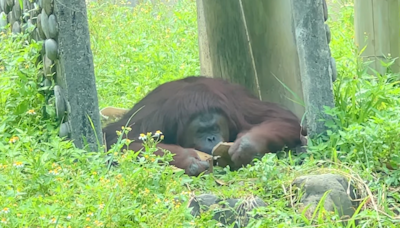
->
<box><xmin>102</xmin><ymin>76</ymin><xmax>306</xmax><ymax>176</ymax></box>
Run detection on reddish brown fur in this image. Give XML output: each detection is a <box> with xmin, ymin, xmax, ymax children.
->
<box><xmin>102</xmin><ymin>76</ymin><xmax>306</xmax><ymax>175</ymax></box>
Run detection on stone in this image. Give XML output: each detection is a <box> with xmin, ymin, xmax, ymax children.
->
<box><xmin>40</xmin><ymin>8</ymin><xmax>50</xmax><ymax>38</ymax></box>
<box><xmin>0</xmin><ymin>0</ymin><xmax>5</xmax><ymax>12</ymax></box>
<box><xmin>12</xmin><ymin>0</ymin><xmax>20</xmax><ymax>21</ymax></box>
<box><xmin>36</xmin><ymin>12</ymin><xmax>46</xmax><ymax>39</ymax></box>
<box><xmin>7</xmin><ymin>11</ymin><xmax>14</xmax><ymax>26</ymax></box>
<box><xmin>0</xmin><ymin>12</ymin><xmax>7</xmax><ymax>32</ymax></box>
<box><xmin>322</xmin><ymin>0</ymin><xmax>328</xmax><ymax>21</ymax></box>
<box><xmin>22</xmin><ymin>18</ymin><xmax>34</xmax><ymax>34</ymax></box>
<box><xmin>325</xmin><ymin>23</ymin><xmax>331</xmax><ymax>44</ymax></box>
<box><xmin>43</xmin><ymin>54</ymin><xmax>54</xmax><ymax>78</ymax></box>
<box><xmin>45</xmin><ymin>38</ymin><xmax>58</xmax><ymax>61</ymax></box>
<box><xmin>54</xmin><ymin>85</ymin><xmax>66</xmax><ymax>120</ymax></box>
<box><xmin>42</xmin><ymin>78</ymin><xmax>52</xmax><ymax>89</ymax></box>
<box><xmin>59</xmin><ymin>121</ymin><xmax>71</xmax><ymax>138</ymax></box>
<box><xmin>11</xmin><ymin>20</ymin><xmax>19</xmax><ymax>33</ymax></box>
<box><xmin>330</xmin><ymin>57</ymin><xmax>337</xmax><ymax>82</ymax></box>
<box><xmin>48</xmin><ymin>14</ymin><xmax>58</xmax><ymax>38</ymax></box>
<box><xmin>2</xmin><ymin>0</ymin><xmax>10</xmax><ymax>14</ymax></box>
<box><xmin>42</xmin><ymin>0</ymin><xmax>52</xmax><ymax>15</ymax></box>
<box><xmin>188</xmin><ymin>194</ymin><xmax>267</xmax><ymax>227</ymax></box>
<box><xmin>6</xmin><ymin>0</ymin><xmax>12</xmax><ymax>8</ymax></box>
<box><xmin>292</xmin><ymin>173</ymin><xmax>359</xmax><ymax>224</ymax></box>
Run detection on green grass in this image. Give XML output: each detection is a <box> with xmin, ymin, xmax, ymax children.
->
<box><xmin>88</xmin><ymin>0</ymin><xmax>201</xmax><ymax>108</ymax></box>
<box><xmin>0</xmin><ymin>0</ymin><xmax>399</xmax><ymax>227</ymax></box>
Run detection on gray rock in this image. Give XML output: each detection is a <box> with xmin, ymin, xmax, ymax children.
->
<box><xmin>0</xmin><ymin>12</ymin><xmax>7</xmax><ymax>31</ymax></box>
<box><xmin>188</xmin><ymin>194</ymin><xmax>267</xmax><ymax>227</ymax></box>
<box><xmin>2</xmin><ymin>0</ymin><xmax>11</xmax><ymax>14</ymax></box>
<box><xmin>40</xmin><ymin>8</ymin><xmax>50</xmax><ymax>38</ymax></box>
<box><xmin>54</xmin><ymin>85</ymin><xmax>66</xmax><ymax>120</ymax></box>
<box><xmin>45</xmin><ymin>38</ymin><xmax>58</xmax><ymax>61</ymax></box>
<box><xmin>292</xmin><ymin>173</ymin><xmax>359</xmax><ymax>224</ymax></box>
<box><xmin>36</xmin><ymin>13</ymin><xmax>46</xmax><ymax>39</ymax></box>
<box><xmin>330</xmin><ymin>57</ymin><xmax>337</xmax><ymax>82</ymax></box>
<box><xmin>11</xmin><ymin>20</ymin><xmax>19</xmax><ymax>33</ymax></box>
<box><xmin>6</xmin><ymin>0</ymin><xmax>12</xmax><ymax>8</ymax></box>
<box><xmin>59</xmin><ymin>120</ymin><xmax>71</xmax><ymax>138</ymax></box>
<box><xmin>48</xmin><ymin>14</ymin><xmax>58</xmax><ymax>38</ymax></box>
<box><xmin>0</xmin><ymin>0</ymin><xmax>5</xmax><ymax>12</ymax></box>
<box><xmin>325</xmin><ymin>23</ymin><xmax>331</xmax><ymax>44</ymax></box>
<box><xmin>12</xmin><ymin>0</ymin><xmax>20</xmax><ymax>21</ymax></box>
<box><xmin>7</xmin><ymin>11</ymin><xmax>14</xmax><ymax>26</ymax></box>
<box><xmin>21</xmin><ymin>18</ymin><xmax>34</xmax><ymax>34</ymax></box>
<box><xmin>322</xmin><ymin>0</ymin><xmax>328</xmax><ymax>21</ymax></box>
<box><xmin>42</xmin><ymin>0</ymin><xmax>52</xmax><ymax>15</ymax></box>
<box><xmin>30</xmin><ymin>28</ymin><xmax>40</xmax><ymax>41</ymax></box>
<box><xmin>43</xmin><ymin>54</ymin><xmax>54</xmax><ymax>78</ymax></box>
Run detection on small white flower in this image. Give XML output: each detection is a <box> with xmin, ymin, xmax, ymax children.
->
<box><xmin>138</xmin><ymin>133</ymin><xmax>147</xmax><ymax>141</ymax></box>
<box><xmin>153</xmin><ymin>130</ymin><xmax>163</xmax><ymax>137</ymax></box>
<box><xmin>26</xmin><ymin>109</ymin><xmax>36</xmax><ymax>115</ymax></box>
<box><xmin>13</xmin><ymin>162</ymin><xmax>24</xmax><ymax>168</ymax></box>
<box><xmin>1</xmin><ymin>208</ymin><xmax>10</xmax><ymax>214</ymax></box>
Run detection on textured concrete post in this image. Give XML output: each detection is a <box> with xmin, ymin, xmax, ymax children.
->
<box><xmin>292</xmin><ymin>0</ymin><xmax>335</xmax><ymax>137</ymax></box>
<box><xmin>54</xmin><ymin>1</ymin><xmax>103</xmax><ymax>151</ymax></box>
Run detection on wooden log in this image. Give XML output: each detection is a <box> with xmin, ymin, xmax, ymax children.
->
<box><xmin>354</xmin><ymin>0</ymin><xmax>400</xmax><ymax>75</ymax></box>
<box><xmin>195</xmin><ymin>0</ymin><xmax>260</xmax><ymax>97</ymax></box>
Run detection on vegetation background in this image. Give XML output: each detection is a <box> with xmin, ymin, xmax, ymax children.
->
<box><xmin>0</xmin><ymin>0</ymin><xmax>399</xmax><ymax>227</ymax></box>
